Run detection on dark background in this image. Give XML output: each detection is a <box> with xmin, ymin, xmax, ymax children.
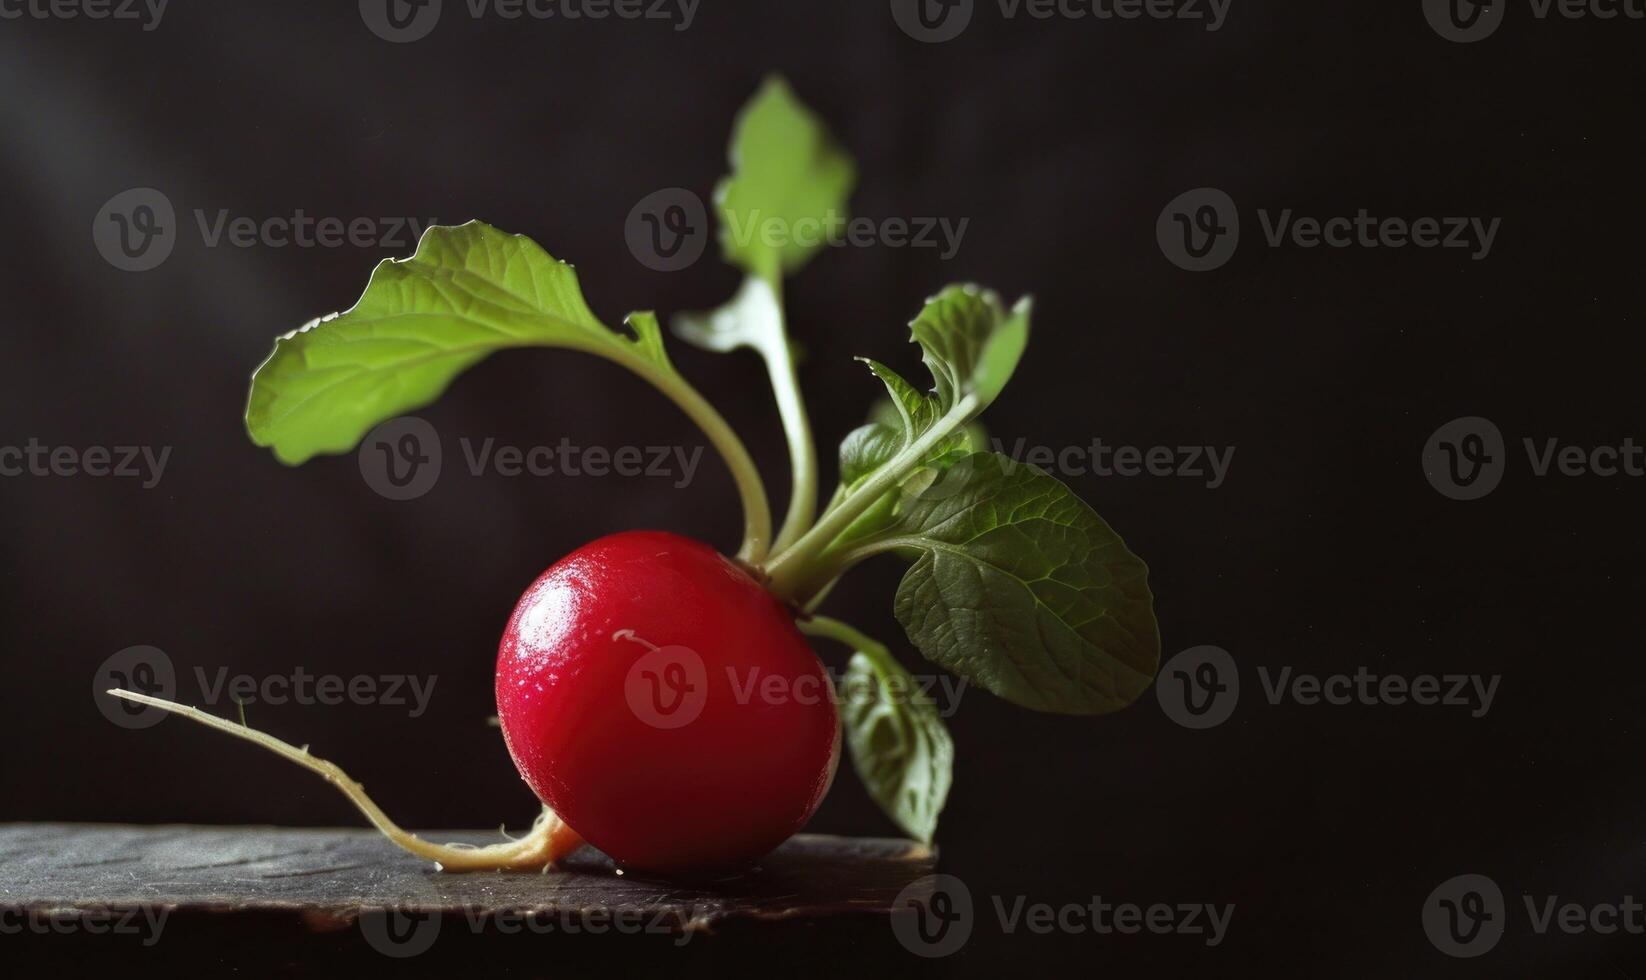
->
<box><xmin>2</xmin><ymin>2</ymin><xmax>1644</xmax><ymax>976</ymax></box>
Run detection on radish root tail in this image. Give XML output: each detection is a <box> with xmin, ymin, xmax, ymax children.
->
<box><xmin>107</xmin><ymin>688</ymin><xmax>584</xmax><ymax>872</ymax></box>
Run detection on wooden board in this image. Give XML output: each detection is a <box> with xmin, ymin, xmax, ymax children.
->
<box><xmin>0</xmin><ymin>823</ymin><xmax>939</xmax><ymax>973</ymax></box>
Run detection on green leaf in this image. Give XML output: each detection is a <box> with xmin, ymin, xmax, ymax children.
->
<box><xmin>860</xmin><ymin>359</ymin><xmax>947</xmax><ymax>444</ymax></box>
<box><xmin>838</xmin><ymin>404</ymin><xmax>986</xmax><ymax>489</ymax></box>
<box><xmin>908</xmin><ymin>285</ymin><xmax>1030</xmax><ymax>411</ymax></box>
<box><xmin>246</xmin><ymin>221</ymin><xmax>673</xmax><ymax>465</ymax></box>
<box><xmin>835</xmin><ymin>286</ymin><xmax>1026</xmax><ymax>494</ymax></box>
<box><xmin>867</xmin><ymin>286</ymin><xmax>1027</xmax><ymax>443</ymax></box>
<box><xmin>839</xmin><ymin>421</ymin><xmax>903</xmax><ymax>485</ymax></box>
<box><xmin>716</xmin><ymin>76</ymin><xmax>856</xmax><ymax>284</ymax></box>
<box><xmin>805</xmin><ymin>617</ymin><xmax>952</xmax><ymax>845</ymax></box>
<box><xmin>867</xmin><ymin>397</ymin><xmax>986</xmax><ymax>451</ymax></box>
<box><xmin>879</xmin><ymin>451</ymin><xmax>1159</xmax><ymax>715</ymax></box>
<box><xmin>842</xmin><ymin>650</ymin><xmax>954</xmax><ymax>845</ymax></box>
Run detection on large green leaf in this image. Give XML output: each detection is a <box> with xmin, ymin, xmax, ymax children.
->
<box><xmin>715</xmin><ymin>76</ymin><xmax>856</xmax><ymax>284</ymax></box>
<box><xmin>246</xmin><ymin>221</ymin><xmax>672</xmax><ymax>464</ymax></box>
<box><xmin>883</xmin><ymin>452</ymin><xmax>1159</xmax><ymax>715</ymax></box>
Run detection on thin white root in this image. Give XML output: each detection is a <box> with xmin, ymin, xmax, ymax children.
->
<box><xmin>107</xmin><ymin>689</ymin><xmax>583</xmax><ymax>872</ymax></box>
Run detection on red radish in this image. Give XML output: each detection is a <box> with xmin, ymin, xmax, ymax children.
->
<box><xmin>497</xmin><ymin>530</ymin><xmax>841</xmax><ymax>874</ymax></box>
<box><xmin>109</xmin><ymin>81</ymin><xmax>1160</xmax><ymax>877</ymax></box>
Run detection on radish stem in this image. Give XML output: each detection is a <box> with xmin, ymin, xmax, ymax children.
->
<box><xmin>107</xmin><ymin>689</ymin><xmax>583</xmax><ymax>872</ymax></box>
<box><xmin>763</xmin><ymin>394</ymin><xmax>980</xmax><ymax>600</ymax></box>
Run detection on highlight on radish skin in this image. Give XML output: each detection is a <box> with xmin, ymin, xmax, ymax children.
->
<box><xmin>106</xmin><ymin>688</ymin><xmax>583</xmax><ymax>872</ymax></box>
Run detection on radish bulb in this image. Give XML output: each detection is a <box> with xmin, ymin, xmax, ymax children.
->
<box><xmin>497</xmin><ymin>530</ymin><xmax>841</xmax><ymax>874</ymax></box>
